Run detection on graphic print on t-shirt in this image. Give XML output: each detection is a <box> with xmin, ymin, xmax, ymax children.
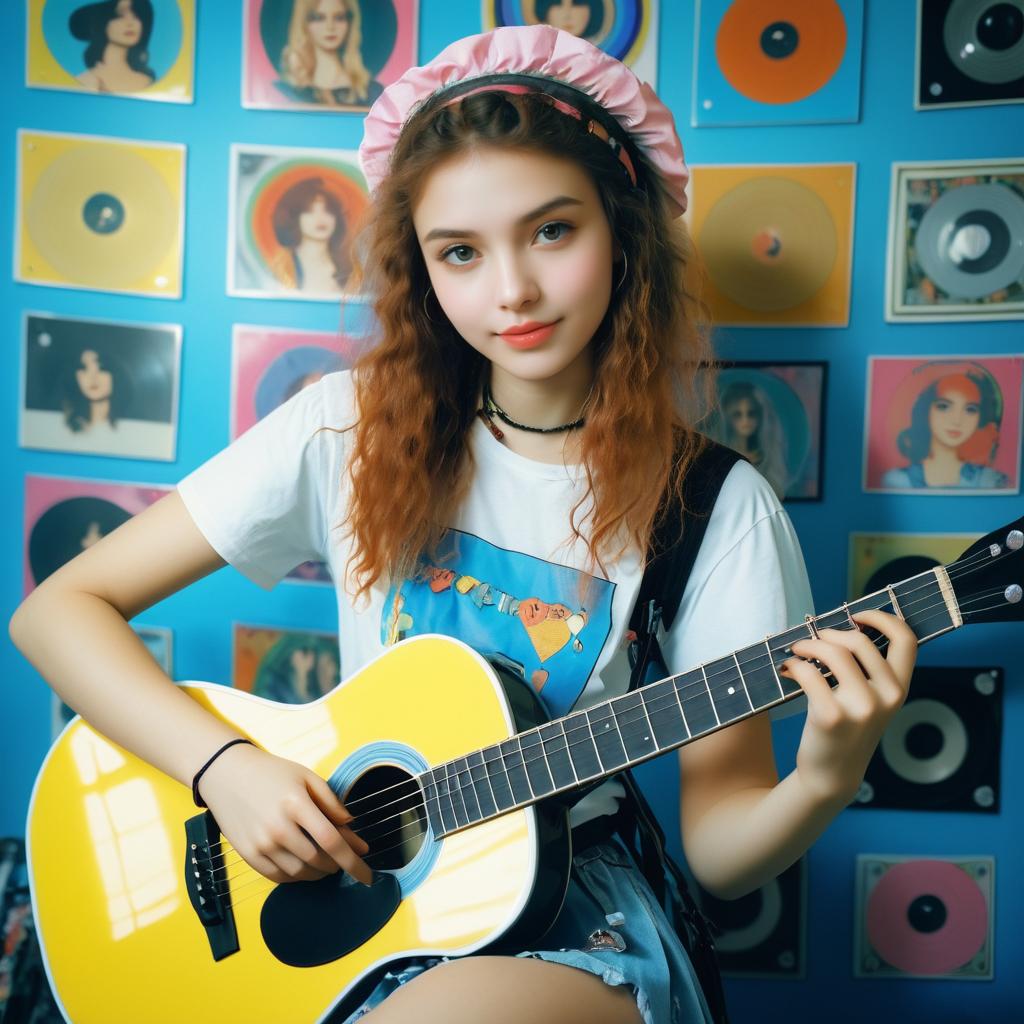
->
<box><xmin>381</xmin><ymin>529</ymin><xmax>614</xmax><ymax>718</ymax></box>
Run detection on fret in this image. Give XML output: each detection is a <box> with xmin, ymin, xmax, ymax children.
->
<box><xmin>520</xmin><ymin>729</ymin><xmax>556</xmax><ymax>798</ymax></box>
<box><xmin>612</xmin><ymin>692</ymin><xmax>658</xmax><ymax>761</ymax></box>
<box><xmin>558</xmin><ymin>720</ymin><xmax>580</xmax><ymax>784</ymax></box>
<box><xmin>499</xmin><ymin>738</ymin><xmax>534</xmax><ymax>804</ymax></box>
<box><xmin>703</xmin><ymin>655</ymin><xmax>752</xmax><ymax>722</ymax></box>
<box><xmin>565</xmin><ymin>709</ymin><xmax>603</xmax><ymax>780</ymax></box>
<box><xmin>433</xmin><ymin>765</ymin><xmax>458</xmax><ymax>834</ymax></box>
<box><xmin>486</xmin><ymin>743</ymin><xmax>516</xmax><ymax>812</ymax></box>
<box><xmin>421</xmin><ymin>773</ymin><xmax>445</xmax><ymax>835</ymax></box>
<box><xmin>763</xmin><ymin>639</ymin><xmax>786</xmax><ymax>699</ymax></box>
<box><xmin>771</xmin><ymin>625</ymin><xmax>814</xmax><ymax>698</ymax></box>
<box><xmin>645</xmin><ymin>676</ymin><xmax>689</xmax><ymax>747</ymax></box>
<box><xmin>816</xmin><ymin>607</ymin><xmax>855</xmax><ymax>631</ymax></box>
<box><xmin>540</xmin><ymin>721</ymin><xmax>577</xmax><ymax>790</ymax></box>
<box><xmin>467</xmin><ymin>749</ymin><xmax>497</xmax><ymax>820</ymax></box>
<box><xmin>586</xmin><ymin>704</ymin><xmax>629</xmax><ymax>772</ymax></box>
<box><xmin>892</xmin><ymin>572</ymin><xmax>954</xmax><ymax>641</ymax></box>
<box><xmin>700</xmin><ymin>665</ymin><xmax>720</xmax><ymax>725</ymax></box>
<box><xmin>444</xmin><ymin>760</ymin><xmax>469</xmax><ymax>829</ymax></box>
<box><xmin>733</xmin><ymin>641</ymin><xmax>787</xmax><ymax>710</ymax></box>
<box><xmin>675</xmin><ymin>668</ymin><xmax>717</xmax><ymax>735</ymax></box>
<box><xmin>732</xmin><ymin>653</ymin><xmax>756</xmax><ymax>712</ymax></box>
<box><xmin>455</xmin><ymin>756</ymin><xmax>482</xmax><ymax>823</ymax></box>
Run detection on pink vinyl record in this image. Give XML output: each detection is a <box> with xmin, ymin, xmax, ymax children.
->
<box><xmin>865</xmin><ymin>859</ymin><xmax>988</xmax><ymax>975</ymax></box>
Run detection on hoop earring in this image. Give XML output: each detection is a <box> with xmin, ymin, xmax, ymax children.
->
<box><xmin>614</xmin><ymin>251</ymin><xmax>629</xmax><ymax>292</ymax></box>
<box><xmin>422</xmin><ymin>284</ymin><xmax>436</xmax><ymax>322</ymax></box>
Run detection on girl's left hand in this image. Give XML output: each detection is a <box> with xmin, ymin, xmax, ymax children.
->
<box><xmin>782</xmin><ymin>609</ymin><xmax>918</xmax><ymax>805</ymax></box>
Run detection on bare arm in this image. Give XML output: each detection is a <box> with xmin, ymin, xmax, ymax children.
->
<box><xmin>679</xmin><ymin>610</ymin><xmax>918</xmax><ymax>899</ymax></box>
<box><xmin>9</xmin><ymin>490</ymin><xmax>370</xmax><ymax>884</ymax></box>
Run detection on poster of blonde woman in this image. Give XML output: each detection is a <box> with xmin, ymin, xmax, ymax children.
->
<box><xmin>863</xmin><ymin>355</ymin><xmax>1022</xmax><ymax>494</ymax></box>
<box><xmin>242</xmin><ymin>0</ymin><xmax>418</xmax><ymax>112</ymax></box>
<box><xmin>228</xmin><ymin>144</ymin><xmax>369</xmax><ymax>300</ymax></box>
<box><xmin>27</xmin><ymin>0</ymin><xmax>195</xmax><ymax>103</ymax></box>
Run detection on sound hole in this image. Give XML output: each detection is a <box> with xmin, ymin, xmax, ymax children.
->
<box><xmin>345</xmin><ymin>765</ymin><xmax>427</xmax><ymax>871</ymax></box>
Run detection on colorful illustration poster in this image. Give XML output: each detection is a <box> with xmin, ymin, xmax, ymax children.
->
<box><xmin>243</xmin><ymin>0</ymin><xmax>418</xmax><ymax>112</ymax></box>
<box><xmin>16</xmin><ymin>130</ymin><xmax>186</xmax><ymax>299</ymax></box>
<box><xmin>228</xmin><ymin>144</ymin><xmax>369</xmax><ymax>301</ymax></box>
<box><xmin>27</xmin><ymin>0</ymin><xmax>195</xmax><ymax>103</ymax></box>
<box><xmin>687</xmin><ymin>163</ymin><xmax>855</xmax><ymax>327</ymax></box>
<box><xmin>705</xmin><ymin>361</ymin><xmax>826</xmax><ymax>501</ymax></box>
<box><xmin>864</xmin><ymin>355</ymin><xmax>1022</xmax><ymax>494</ymax></box>
<box><xmin>483</xmin><ymin>0</ymin><xmax>660</xmax><ymax>85</ymax></box>
<box><xmin>24</xmin><ymin>475</ymin><xmax>172</xmax><ymax>596</ymax></box>
<box><xmin>233</xmin><ymin>623</ymin><xmax>341</xmax><ymax>703</ymax></box>
<box><xmin>849</xmin><ymin>532</ymin><xmax>979</xmax><ymax>601</ymax></box>
<box><xmin>21</xmin><ymin>312</ymin><xmax>181</xmax><ymax>461</ymax></box>
<box><xmin>886</xmin><ymin>159</ymin><xmax>1024</xmax><ymax>321</ymax></box>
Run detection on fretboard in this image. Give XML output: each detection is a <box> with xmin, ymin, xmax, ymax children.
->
<box><xmin>421</xmin><ymin>567</ymin><xmax>960</xmax><ymax>838</ymax></box>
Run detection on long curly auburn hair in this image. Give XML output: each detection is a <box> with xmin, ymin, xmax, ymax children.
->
<box><xmin>342</xmin><ymin>89</ymin><xmax>716</xmax><ymax>598</ymax></box>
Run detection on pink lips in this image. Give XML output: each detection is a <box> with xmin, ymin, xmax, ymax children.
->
<box><xmin>499</xmin><ymin>320</ymin><xmax>559</xmax><ymax>350</ymax></box>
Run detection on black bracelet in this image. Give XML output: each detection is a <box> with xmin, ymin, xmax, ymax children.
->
<box><xmin>191</xmin><ymin>738</ymin><xmax>255</xmax><ymax>808</ymax></box>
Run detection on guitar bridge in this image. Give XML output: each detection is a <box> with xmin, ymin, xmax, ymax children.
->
<box><xmin>184</xmin><ymin>811</ymin><xmax>240</xmax><ymax>961</ymax></box>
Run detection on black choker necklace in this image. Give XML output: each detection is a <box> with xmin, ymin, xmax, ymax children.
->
<box><xmin>481</xmin><ymin>383</ymin><xmax>586</xmax><ymax>436</ymax></box>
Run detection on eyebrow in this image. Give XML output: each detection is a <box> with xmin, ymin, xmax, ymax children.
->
<box><xmin>421</xmin><ymin>195</ymin><xmax>584</xmax><ymax>243</ymax></box>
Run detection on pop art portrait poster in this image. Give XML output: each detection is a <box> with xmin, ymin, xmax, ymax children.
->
<box><xmin>233</xmin><ymin>623</ymin><xmax>341</xmax><ymax>703</ymax></box>
<box><xmin>20</xmin><ymin>311</ymin><xmax>181</xmax><ymax>461</ymax></box>
<box><xmin>704</xmin><ymin>361</ymin><xmax>826</xmax><ymax>502</ymax></box>
<box><xmin>24</xmin><ymin>474</ymin><xmax>172</xmax><ymax>596</ymax></box>
<box><xmin>243</xmin><ymin>0</ymin><xmax>418</xmax><ymax>112</ymax></box>
<box><xmin>864</xmin><ymin>355</ymin><xmax>1022</xmax><ymax>495</ymax></box>
<box><xmin>228</xmin><ymin>144</ymin><xmax>369</xmax><ymax>302</ymax></box>
<box><xmin>27</xmin><ymin>0</ymin><xmax>195</xmax><ymax>103</ymax></box>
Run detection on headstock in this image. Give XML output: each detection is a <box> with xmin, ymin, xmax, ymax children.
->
<box><xmin>947</xmin><ymin>516</ymin><xmax>1024</xmax><ymax>625</ymax></box>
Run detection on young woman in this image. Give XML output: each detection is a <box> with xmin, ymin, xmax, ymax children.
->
<box><xmin>712</xmin><ymin>379</ymin><xmax>789</xmax><ymax>500</ymax></box>
<box><xmin>70</xmin><ymin>0</ymin><xmax>157</xmax><ymax>94</ymax></box>
<box><xmin>11</xmin><ymin>25</ymin><xmax>917</xmax><ymax>1024</ymax></box>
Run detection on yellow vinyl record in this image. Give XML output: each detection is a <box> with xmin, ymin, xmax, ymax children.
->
<box><xmin>688</xmin><ymin>164</ymin><xmax>854</xmax><ymax>326</ymax></box>
<box><xmin>17</xmin><ymin>131</ymin><xmax>184</xmax><ymax>298</ymax></box>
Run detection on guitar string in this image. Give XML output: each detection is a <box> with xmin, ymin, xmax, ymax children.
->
<box><xmin>205</xmin><ymin>558</ymin><xmax>1009</xmax><ymax>884</ymax></box>
<box><xmin>209</xmin><ymin>585</ymin><xmax>1011</xmax><ymax>901</ymax></box>
<box><xmin>204</xmin><ymin>554</ymin><xmax>1007</xmax><ymax>881</ymax></box>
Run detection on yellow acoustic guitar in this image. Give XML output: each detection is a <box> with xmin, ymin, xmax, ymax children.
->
<box><xmin>28</xmin><ymin>519</ymin><xmax>1022</xmax><ymax>1023</ymax></box>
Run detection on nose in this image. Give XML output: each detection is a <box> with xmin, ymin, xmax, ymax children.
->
<box><xmin>495</xmin><ymin>252</ymin><xmax>540</xmax><ymax>310</ymax></box>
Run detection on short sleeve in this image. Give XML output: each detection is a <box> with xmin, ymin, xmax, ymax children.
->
<box><xmin>176</xmin><ymin>378</ymin><xmax>334</xmax><ymax>590</ymax></box>
<box><xmin>661</xmin><ymin>461</ymin><xmax>814</xmax><ymax>720</ymax></box>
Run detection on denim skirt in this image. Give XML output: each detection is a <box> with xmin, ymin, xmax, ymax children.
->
<box><xmin>339</xmin><ymin>837</ymin><xmax>715</xmax><ymax>1024</ymax></box>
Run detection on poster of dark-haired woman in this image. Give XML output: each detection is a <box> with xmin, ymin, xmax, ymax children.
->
<box><xmin>228</xmin><ymin>144</ymin><xmax>369</xmax><ymax>300</ymax></box>
<box><xmin>243</xmin><ymin>0</ymin><xmax>417</xmax><ymax>112</ymax></box>
<box><xmin>27</xmin><ymin>0</ymin><xmax>195</xmax><ymax>103</ymax></box>
<box><xmin>233</xmin><ymin>624</ymin><xmax>341</xmax><ymax>702</ymax></box>
<box><xmin>20</xmin><ymin>312</ymin><xmax>181</xmax><ymax>460</ymax></box>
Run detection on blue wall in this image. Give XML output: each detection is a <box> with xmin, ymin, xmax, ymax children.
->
<box><xmin>2</xmin><ymin>2</ymin><xmax>1021</xmax><ymax>1021</ymax></box>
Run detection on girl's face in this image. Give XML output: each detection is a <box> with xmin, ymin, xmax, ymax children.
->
<box><xmin>298</xmin><ymin>195</ymin><xmax>337</xmax><ymax>241</ymax></box>
<box><xmin>544</xmin><ymin>0</ymin><xmax>591</xmax><ymax>36</ymax></box>
<box><xmin>726</xmin><ymin>397</ymin><xmax>759</xmax><ymax>438</ymax></box>
<box><xmin>307</xmin><ymin>0</ymin><xmax>352</xmax><ymax>52</ymax></box>
<box><xmin>929</xmin><ymin>387</ymin><xmax>980</xmax><ymax>450</ymax></box>
<box><xmin>413</xmin><ymin>146</ymin><xmax>615</xmax><ymax>392</ymax></box>
<box><xmin>107</xmin><ymin>1</ymin><xmax>143</xmax><ymax>47</ymax></box>
<box><xmin>76</xmin><ymin>350</ymin><xmax>113</xmax><ymax>401</ymax></box>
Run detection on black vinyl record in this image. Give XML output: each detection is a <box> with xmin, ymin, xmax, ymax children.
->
<box><xmin>695</xmin><ymin>858</ymin><xmax>805</xmax><ymax>977</ymax></box>
<box><xmin>918</xmin><ymin>0</ymin><xmax>1024</xmax><ymax>108</ymax></box>
<box><xmin>851</xmin><ymin>666</ymin><xmax>1002</xmax><ymax>812</ymax></box>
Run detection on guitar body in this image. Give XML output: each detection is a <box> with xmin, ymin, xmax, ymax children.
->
<box><xmin>28</xmin><ymin>636</ymin><xmax>572</xmax><ymax>1024</ymax></box>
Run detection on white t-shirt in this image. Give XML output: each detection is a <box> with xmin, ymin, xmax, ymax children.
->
<box><xmin>177</xmin><ymin>370</ymin><xmax>813</xmax><ymax>824</ymax></box>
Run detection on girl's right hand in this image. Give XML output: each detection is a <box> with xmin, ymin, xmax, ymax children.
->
<box><xmin>196</xmin><ymin>742</ymin><xmax>372</xmax><ymax>885</ymax></box>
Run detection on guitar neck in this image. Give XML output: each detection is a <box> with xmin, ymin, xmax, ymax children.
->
<box><xmin>421</xmin><ymin>566</ymin><xmax>963</xmax><ymax>838</ymax></box>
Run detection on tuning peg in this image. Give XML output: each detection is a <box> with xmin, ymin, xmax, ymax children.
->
<box><xmin>1007</xmin><ymin>530</ymin><xmax>1022</xmax><ymax>551</ymax></box>
<box><xmin>1005</xmin><ymin>585</ymin><xmax>1022</xmax><ymax>604</ymax></box>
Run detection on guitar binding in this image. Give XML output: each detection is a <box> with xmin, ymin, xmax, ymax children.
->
<box><xmin>184</xmin><ymin>810</ymin><xmax>240</xmax><ymax>961</ymax></box>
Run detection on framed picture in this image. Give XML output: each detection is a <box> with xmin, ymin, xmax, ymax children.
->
<box><xmin>885</xmin><ymin>159</ymin><xmax>1024</xmax><ymax>321</ymax></box>
<box><xmin>864</xmin><ymin>355</ymin><xmax>1022</xmax><ymax>494</ymax></box>
<box><xmin>20</xmin><ymin>312</ymin><xmax>182</xmax><ymax>461</ymax></box>
<box><xmin>232</xmin><ymin>623</ymin><xmax>340</xmax><ymax>703</ymax></box>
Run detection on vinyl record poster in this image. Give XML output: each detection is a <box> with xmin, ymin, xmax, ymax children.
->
<box><xmin>704</xmin><ymin>361</ymin><xmax>826</xmax><ymax>501</ymax></box>
<box><xmin>242</xmin><ymin>0</ymin><xmax>419</xmax><ymax>112</ymax></box>
<box><xmin>864</xmin><ymin>355</ymin><xmax>1023</xmax><ymax>494</ymax></box>
<box><xmin>228</xmin><ymin>144</ymin><xmax>369</xmax><ymax>301</ymax></box>
<box><xmin>27</xmin><ymin>0</ymin><xmax>195</xmax><ymax>103</ymax></box>
<box><xmin>233</xmin><ymin>623</ymin><xmax>341</xmax><ymax>703</ymax></box>
<box><xmin>848</xmin><ymin>531</ymin><xmax>978</xmax><ymax>602</ymax></box>
<box><xmin>886</xmin><ymin>159</ymin><xmax>1024</xmax><ymax>321</ymax></box>
<box><xmin>20</xmin><ymin>312</ymin><xmax>182</xmax><ymax>461</ymax></box>
<box><xmin>692</xmin><ymin>0</ymin><xmax>864</xmax><ymax>127</ymax></box>
<box><xmin>23</xmin><ymin>474</ymin><xmax>172</xmax><ymax>597</ymax></box>
<box><xmin>851</xmin><ymin>666</ymin><xmax>1002</xmax><ymax>813</ymax></box>
<box><xmin>483</xmin><ymin>0</ymin><xmax>660</xmax><ymax>85</ymax></box>
<box><xmin>15</xmin><ymin>130</ymin><xmax>185</xmax><ymax>299</ymax></box>
<box><xmin>688</xmin><ymin>164</ymin><xmax>855</xmax><ymax>326</ymax></box>
<box><xmin>855</xmin><ymin>855</ymin><xmax>994</xmax><ymax>979</ymax></box>
<box><xmin>916</xmin><ymin>0</ymin><xmax>1024</xmax><ymax>110</ymax></box>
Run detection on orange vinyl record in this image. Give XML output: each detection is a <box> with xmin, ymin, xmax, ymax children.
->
<box><xmin>689</xmin><ymin>164</ymin><xmax>854</xmax><ymax>326</ymax></box>
<box><xmin>715</xmin><ymin>0</ymin><xmax>848</xmax><ymax>105</ymax></box>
